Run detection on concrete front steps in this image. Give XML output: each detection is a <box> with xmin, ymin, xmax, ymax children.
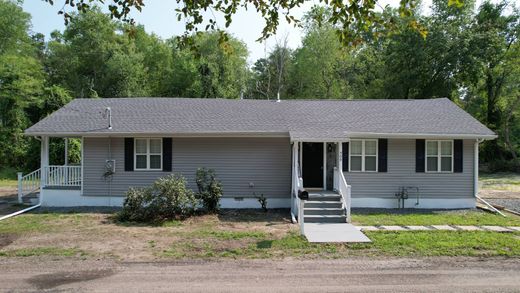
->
<box><xmin>304</xmin><ymin>191</ymin><xmax>346</xmax><ymax>223</ymax></box>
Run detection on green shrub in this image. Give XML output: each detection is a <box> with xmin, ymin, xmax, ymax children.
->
<box><xmin>118</xmin><ymin>174</ymin><xmax>197</xmax><ymax>222</ymax></box>
<box><xmin>195</xmin><ymin>168</ymin><xmax>223</xmax><ymax>213</ymax></box>
<box><xmin>487</xmin><ymin>159</ymin><xmax>520</xmax><ymax>173</ymax></box>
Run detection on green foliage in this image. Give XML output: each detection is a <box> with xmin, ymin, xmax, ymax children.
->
<box><xmin>256</xmin><ymin>194</ymin><xmax>268</xmax><ymax>212</ymax></box>
<box><xmin>45</xmin><ymin>0</ymin><xmax>422</xmax><ymax>50</ymax></box>
<box><xmin>118</xmin><ymin>174</ymin><xmax>197</xmax><ymax>223</ymax></box>
<box><xmin>195</xmin><ymin>168</ymin><xmax>223</xmax><ymax>213</ymax></box>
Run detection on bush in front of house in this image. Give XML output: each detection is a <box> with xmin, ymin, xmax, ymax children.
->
<box><xmin>195</xmin><ymin>167</ymin><xmax>223</xmax><ymax>213</ymax></box>
<box><xmin>118</xmin><ymin>174</ymin><xmax>197</xmax><ymax>222</ymax></box>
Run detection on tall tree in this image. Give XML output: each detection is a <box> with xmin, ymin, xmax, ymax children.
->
<box><xmin>0</xmin><ymin>0</ymin><xmax>45</xmax><ymax>169</ymax></box>
<box><xmin>290</xmin><ymin>7</ymin><xmax>346</xmax><ymax>99</ymax></box>
<box><xmin>463</xmin><ymin>1</ymin><xmax>520</xmax><ymax>163</ymax></box>
<box><xmin>46</xmin><ymin>8</ymin><xmax>149</xmax><ymax>98</ymax></box>
<box><xmin>170</xmin><ymin>32</ymin><xmax>249</xmax><ymax>99</ymax></box>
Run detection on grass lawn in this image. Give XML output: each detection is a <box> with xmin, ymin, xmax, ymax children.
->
<box><xmin>0</xmin><ymin>179</ymin><xmax>17</xmax><ymax>188</ymax></box>
<box><xmin>352</xmin><ymin>209</ymin><xmax>520</xmax><ymax>226</ymax></box>
<box><xmin>480</xmin><ymin>172</ymin><xmax>520</xmax><ymax>192</ymax></box>
<box><xmin>1</xmin><ymin>209</ymin><xmax>520</xmax><ymax>260</ymax></box>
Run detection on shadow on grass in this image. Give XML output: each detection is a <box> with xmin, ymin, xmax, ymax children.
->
<box><xmin>256</xmin><ymin>240</ymin><xmax>273</xmax><ymax>249</ymax></box>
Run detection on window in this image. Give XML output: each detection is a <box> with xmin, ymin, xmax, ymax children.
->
<box><xmin>426</xmin><ymin>140</ymin><xmax>453</xmax><ymax>172</ymax></box>
<box><xmin>134</xmin><ymin>138</ymin><xmax>162</xmax><ymax>170</ymax></box>
<box><xmin>349</xmin><ymin>139</ymin><xmax>378</xmax><ymax>172</ymax></box>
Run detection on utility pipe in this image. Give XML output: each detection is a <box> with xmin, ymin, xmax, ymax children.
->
<box><xmin>0</xmin><ymin>203</ymin><xmax>41</xmax><ymax>221</ymax></box>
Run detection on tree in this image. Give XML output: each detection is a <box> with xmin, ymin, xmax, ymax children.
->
<box><xmin>290</xmin><ymin>7</ymin><xmax>346</xmax><ymax>99</ymax></box>
<box><xmin>45</xmin><ymin>8</ymin><xmax>149</xmax><ymax>98</ymax></box>
<box><xmin>462</xmin><ymin>1</ymin><xmax>520</xmax><ymax>164</ymax></box>
<box><xmin>0</xmin><ymin>0</ymin><xmax>45</xmax><ymax>170</ymax></box>
<box><xmin>169</xmin><ymin>32</ymin><xmax>249</xmax><ymax>99</ymax></box>
<box><xmin>45</xmin><ymin>0</ymin><xmax>450</xmax><ymax>49</ymax></box>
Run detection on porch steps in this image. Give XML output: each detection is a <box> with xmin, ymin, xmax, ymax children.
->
<box><xmin>304</xmin><ymin>191</ymin><xmax>346</xmax><ymax>223</ymax></box>
<box><xmin>22</xmin><ymin>192</ymin><xmax>39</xmax><ymax>205</ymax></box>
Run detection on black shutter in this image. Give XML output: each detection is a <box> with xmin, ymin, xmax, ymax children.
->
<box><xmin>454</xmin><ymin>139</ymin><xmax>463</xmax><ymax>173</ymax></box>
<box><xmin>162</xmin><ymin>138</ymin><xmax>172</xmax><ymax>172</ymax></box>
<box><xmin>416</xmin><ymin>139</ymin><xmax>425</xmax><ymax>173</ymax></box>
<box><xmin>124</xmin><ymin>138</ymin><xmax>134</xmax><ymax>171</ymax></box>
<box><xmin>378</xmin><ymin>139</ymin><xmax>388</xmax><ymax>172</ymax></box>
<box><xmin>342</xmin><ymin>142</ymin><xmax>349</xmax><ymax>172</ymax></box>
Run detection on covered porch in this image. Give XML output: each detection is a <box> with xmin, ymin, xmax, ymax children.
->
<box><xmin>17</xmin><ymin>136</ymin><xmax>82</xmax><ymax>204</ymax></box>
<box><xmin>290</xmin><ymin>138</ymin><xmax>352</xmax><ymax>223</ymax></box>
<box><xmin>290</xmin><ymin>138</ymin><xmax>370</xmax><ymax>242</ymax></box>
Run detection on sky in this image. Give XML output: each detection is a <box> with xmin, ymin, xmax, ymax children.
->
<box><xmin>21</xmin><ymin>0</ymin><xmax>506</xmax><ymax>64</ymax></box>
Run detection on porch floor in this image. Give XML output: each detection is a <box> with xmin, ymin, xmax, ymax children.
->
<box><xmin>304</xmin><ymin>223</ymin><xmax>371</xmax><ymax>243</ymax></box>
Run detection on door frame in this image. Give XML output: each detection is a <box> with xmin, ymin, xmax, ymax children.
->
<box><xmin>301</xmin><ymin>142</ymin><xmax>327</xmax><ymax>190</ymax></box>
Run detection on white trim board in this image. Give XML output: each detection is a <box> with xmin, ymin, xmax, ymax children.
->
<box><xmin>41</xmin><ymin>189</ymin><xmax>124</xmax><ymax>207</ymax></box>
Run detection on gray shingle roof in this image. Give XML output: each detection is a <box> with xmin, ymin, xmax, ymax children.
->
<box><xmin>25</xmin><ymin>97</ymin><xmax>496</xmax><ymax>139</ymax></box>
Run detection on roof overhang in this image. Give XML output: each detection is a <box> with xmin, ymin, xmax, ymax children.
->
<box><xmin>345</xmin><ymin>132</ymin><xmax>497</xmax><ymax>140</ymax></box>
<box><xmin>25</xmin><ymin>130</ymin><xmax>497</xmax><ymax>141</ymax></box>
<box><xmin>24</xmin><ymin>131</ymin><xmax>291</xmax><ymax>138</ymax></box>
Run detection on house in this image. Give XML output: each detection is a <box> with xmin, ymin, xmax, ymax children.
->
<box><xmin>21</xmin><ymin>97</ymin><xmax>495</xmax><ymax>223</ymax></box>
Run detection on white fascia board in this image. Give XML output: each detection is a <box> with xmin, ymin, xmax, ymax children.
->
<box><xmin>24</xmin><ymin>131</ymin><xmax>290</xmax><ymax>138</ymax></box>
<box><xmin>346</xmin><ymin>132</ymin><xmax>497</xmax><ymax>140</ymax></box>
<box><xmin>290</xmin><ymin>138</ymin><xmax>351</xmax><ymax>143</ymax></box>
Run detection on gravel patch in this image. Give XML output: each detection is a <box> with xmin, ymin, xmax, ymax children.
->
<box><xmin>484</xmin><ymin>199</ymin><xmax>520</xmax><ymax>213</ymax></box>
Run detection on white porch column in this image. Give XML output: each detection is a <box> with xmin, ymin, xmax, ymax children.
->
<box><xmin>40</xmin><ymin>136</ymin><xmax>49</xmax><ymax>188</ymax></box>
<box><xmin>338</xmin><ymin>142</ymin><xmax>343</xmax><ymax>173</ymax></box>
<box><xmin>474</xmin><ymin>139</ymin><xmax>479</xmax><ymax>198</ymax></box>
<box><xmin>64</xmin><ymin>138</ymin><xmax>68</xmax><ymax>166</ymax></box>
<box><xmin>291</xmin><ymin>142</ymin><xmax>297</xmax><ymax>216</ymax></box>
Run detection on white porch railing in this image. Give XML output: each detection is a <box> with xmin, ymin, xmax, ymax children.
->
<box><xmin>44</xmin><ymin>165</ymin><xmax>82</xmax><ymax>187</ymax></box>
<box><xmin>17</xmin><ymin>169</ymin><xmax>41</xmax><ymax>203</ymax></box>
<box><xmin>334</xmin><ymin>167</ymin><xmax>351</xmax><ymax>223</ymax></box>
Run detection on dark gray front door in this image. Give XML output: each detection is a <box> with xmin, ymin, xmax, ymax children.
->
<box><xmin>302</xmin><ymin>142</ymin><xmax>323</xmax><ymax>188</ymax></box>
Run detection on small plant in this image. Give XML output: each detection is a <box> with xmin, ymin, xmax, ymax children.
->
<box><xmin>256</xmin><ymin>193</ymin><xmax>268</xmax><ymax>212</ymax></box>
<box><xmin>195</xmin><ymin>168</ymin><xmax>223</xmax><ymax>213</ymax></box>
<box><xmin>118</xmin><ymin>174</ymin><xmax>197</xmax><ymax>223</ymax></box>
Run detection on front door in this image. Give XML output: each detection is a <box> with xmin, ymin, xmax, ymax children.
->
<box><xmin>302</xmin><ymin>142</ymin><xmax>323</xmax><ymax>188</ymax></box>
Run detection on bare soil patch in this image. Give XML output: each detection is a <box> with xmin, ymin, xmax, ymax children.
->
<box><xmin>27</xmin><ymin>269</ymin><xmax>116</xmax><ymax>290</ymax></box>
<box><xmin>1</xmin><ymin>209</ymin><xmax>296</xmax><ymax>261</ymax></box>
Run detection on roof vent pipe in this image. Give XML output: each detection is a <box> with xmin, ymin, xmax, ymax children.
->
<box><xmin>104</xmin><ymin>107</ymin><xmax>112</xmax><ymax>130</ymax></box>
<box><xmin>276</xmin><ymin>92</ymin><xmax>281</xmax><ymax>102</ymax></box>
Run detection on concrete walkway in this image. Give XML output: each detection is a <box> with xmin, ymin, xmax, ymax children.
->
<box><xmin>357</xmin><ymin>225</ymin><xmax>520</xmax><ymax>232</ymax></box>
<box><xmin>305</xmin><ymin>223</ymin><xmax>371</xmax><ymax>243</ymax></box>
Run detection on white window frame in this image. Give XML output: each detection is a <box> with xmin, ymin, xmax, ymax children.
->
<box><xmin>425</xmin><ymin>140</ymin><xmax>453</xmax><ymax>173</ymax></box>
<box><xmin>349</xmin><ymin>139</ymin><xmax>378</xmax><ymax>172</ymax></box>
<box><xmin>134</xmin><ymin>138</ymin><xmax>163</xmax><ymax>171</ymax></box>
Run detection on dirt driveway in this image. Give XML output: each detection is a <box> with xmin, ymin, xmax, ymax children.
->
<box><xmin>1</xmin><ymin>257</ymin><xmax>519</xmax><ymax>292</ymax></box>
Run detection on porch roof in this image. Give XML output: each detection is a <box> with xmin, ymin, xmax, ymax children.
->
<box><xmin>25</xmin><ymin>97</ymin><xmax>496</xmax><ymax>139</ymax></box>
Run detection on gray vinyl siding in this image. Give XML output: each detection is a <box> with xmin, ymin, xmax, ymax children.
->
<box><xmin>344</xmin><ymin>139</ymin><xmax>475</xmax><ymax>199</ymax></box>
<box><xmin>82</xmin><ymin>137</ymin><xmax>291</xmax><ymax>198</ymax></box>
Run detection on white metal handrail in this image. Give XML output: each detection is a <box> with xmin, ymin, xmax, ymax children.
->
<box><xmin>334</xmin><ymin>167</ymin><xmax>351</xmax><ymax>223</ymax></box>
<box><xmin>44</xmin><ymin>165</ymin><xmax>82</xmax><ymax>187</ymax></box>
<box><xmin>17</xmin><ymin>169</ymin><xmax>41</xmax><ymax>203</ymax></box>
